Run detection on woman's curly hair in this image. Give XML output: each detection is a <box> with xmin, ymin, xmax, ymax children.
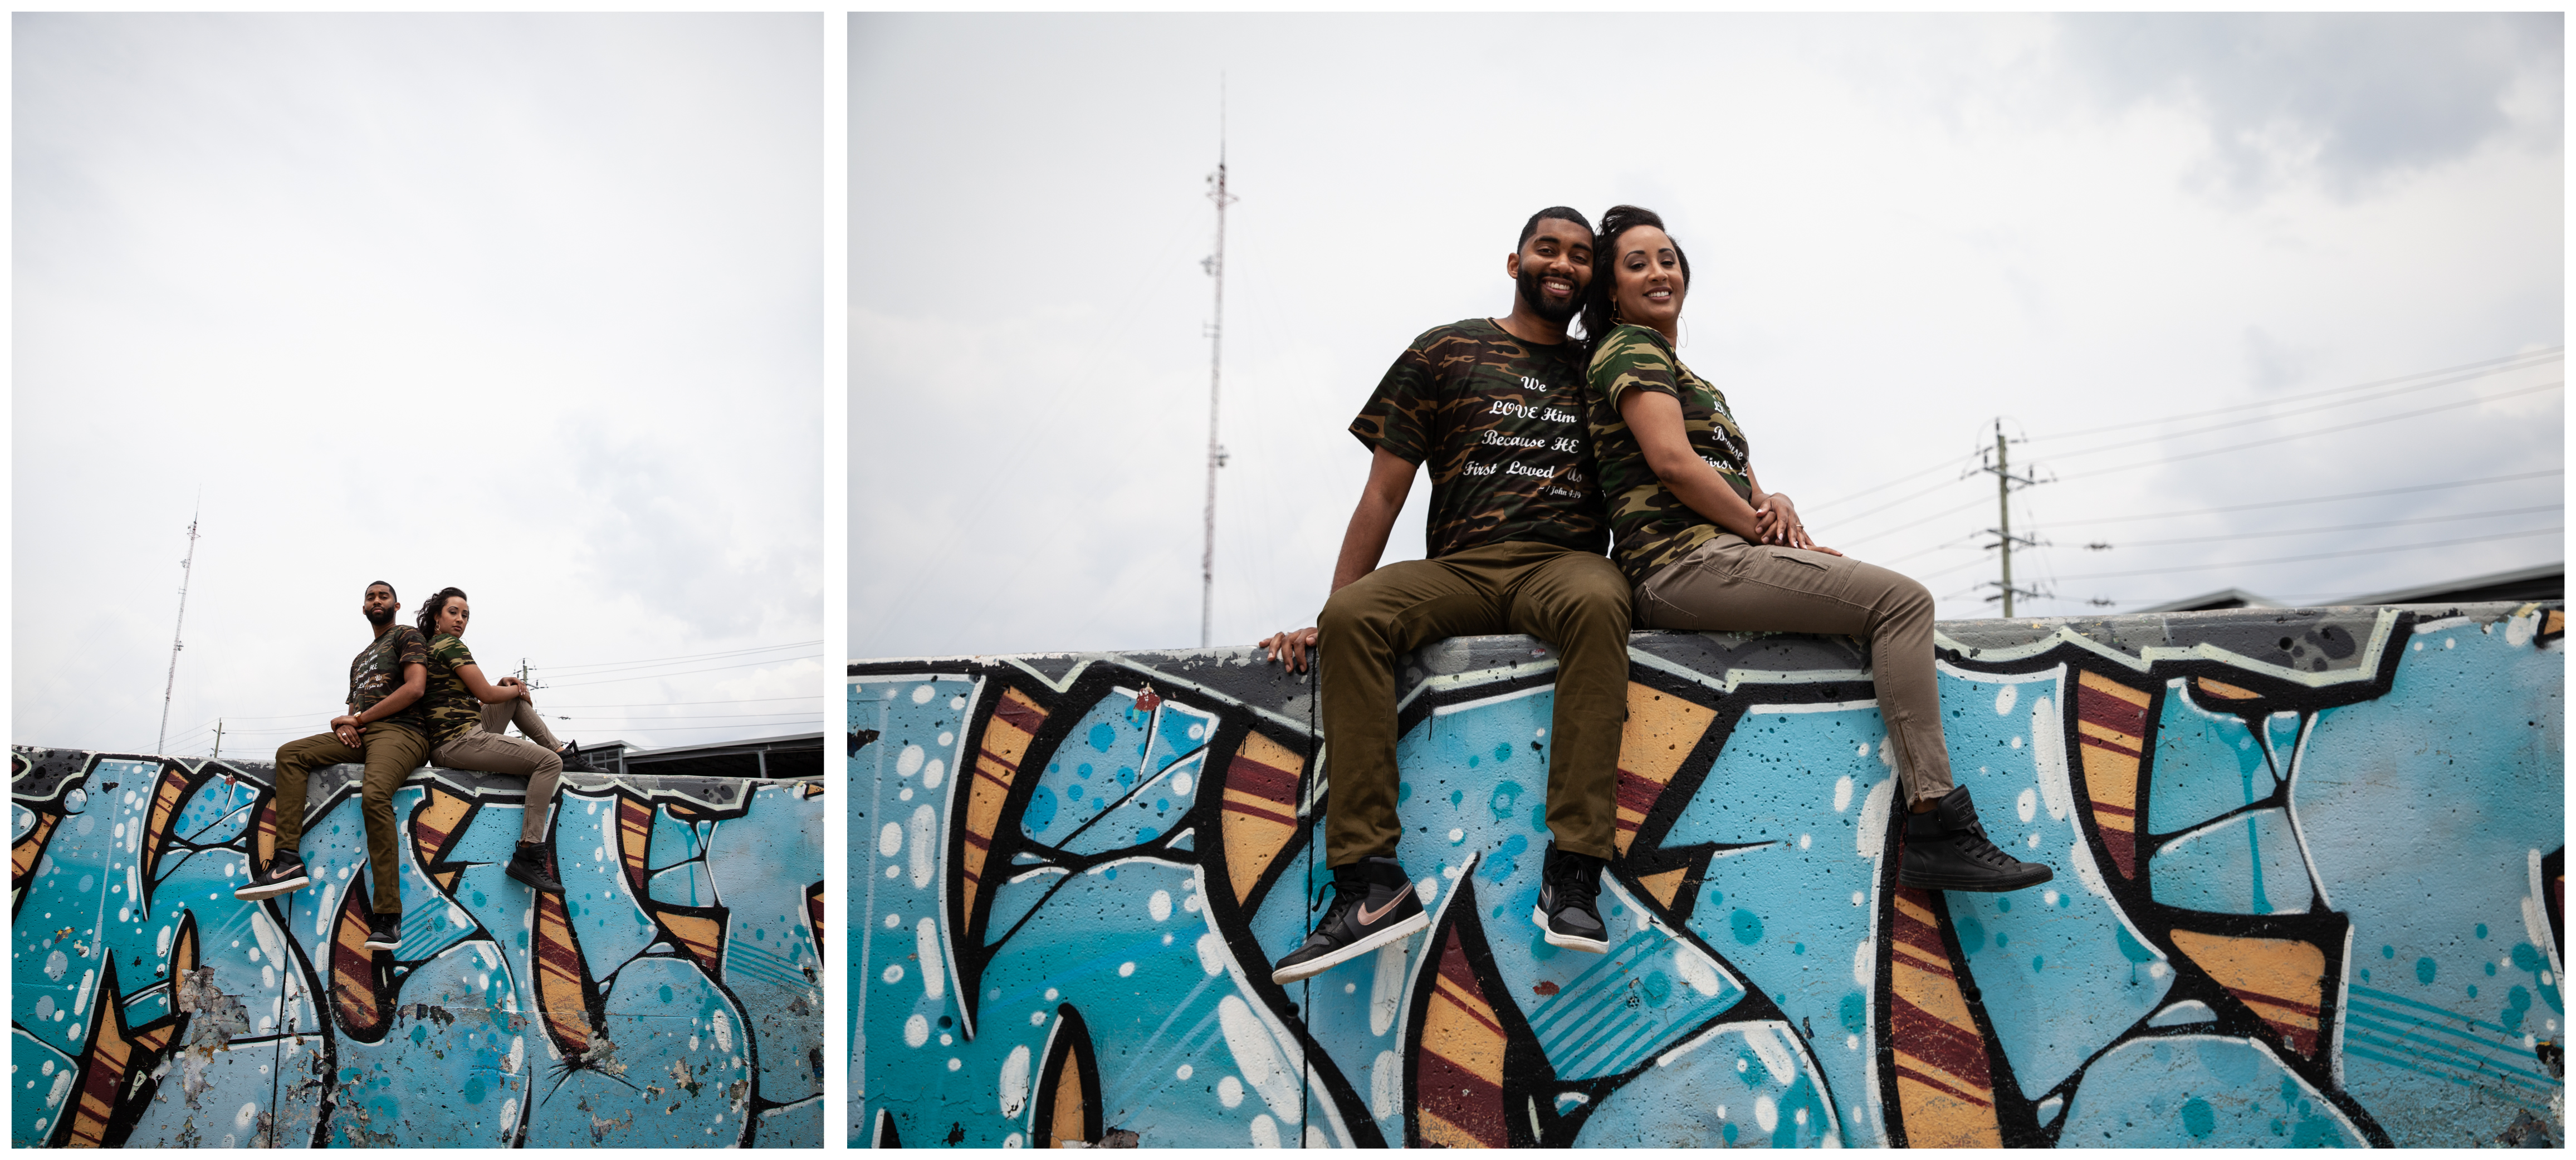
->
<box><xmin>415</xmin><ymin>586</ymin><xmax>468</xmax><ymax>639</ymax></box>
<box><xmin>1580</xmin><ymin>204</ymin><xmax>1692</xmax><ymax>345</ymax></box>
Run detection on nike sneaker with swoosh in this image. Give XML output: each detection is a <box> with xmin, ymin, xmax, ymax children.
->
<box><xmin>1271</xmin><ymin>856</ymin><xmax>1428</xmax><ymax>984</ymax></box>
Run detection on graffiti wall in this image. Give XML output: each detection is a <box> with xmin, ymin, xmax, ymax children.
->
<box><xmin>853</xmin><ymin>601</ymin><xmax>2563</xmax><ymax>1148</ymax></box>
<box><xmin>11</xmin><ymin>751</ymin><xmax>825</xmax><ymax>1148</ymax></box>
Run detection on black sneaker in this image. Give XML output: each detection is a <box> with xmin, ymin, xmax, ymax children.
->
<box><xmin>1533</xmin><ymin>844</ymin><xmax>1610</xmax><ymax>952</ymax></box>
<box><xmin>558</xmin><ymin>742</ymin><xmax>604</xmax><ymax>774</ymax></box>
<box><xmin>364</xmin><ymin>913</ymin><xmax>402</xmax><ymax>951</ymax></box>
<box><xmin>506</xmin><ymin>841</ymin><xmax>565</xmax><ymax>894</ymax></box>
<box><xmin>1899</xmin><ymin>786</ymin><xmax>2054</xmax><ymax>892</ymax></box>
<box><xmin>234</xmin><ymin>853</ymin><xmax>311</xmax><ymax>901</ymax></box>
<box><xmin>1270</xmin><ymin>856</ymin><xmax>1428</xmax><ymax>985</ymax></box>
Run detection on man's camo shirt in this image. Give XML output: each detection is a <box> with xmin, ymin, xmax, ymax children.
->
<box><xmin>348</xmin><ymin>625</ymin><xmax>431</xmax><ymax>736</ymax></box>
<box><xmin>1347</xmin><ymin>318</ymin><xmax>1606</xmax><ymax>560</ymax></box>
<box><xmin>1583</xmin><ymin>322</ymin><xmax>1754</xmax><ymax>585</ymax></box>
<box><xmin>421</xmin><ymin>633</ymin><xmax>490</xmax><ymax>748</ymax></box>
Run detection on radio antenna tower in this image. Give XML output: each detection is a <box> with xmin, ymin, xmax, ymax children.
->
<box><xmin>156</xmin><ymin>504</ymin><xmax>201</xmax><ymax>753</ymax></box>
<box><xmin>1199</xmin><ymin>76</ymin><xmax>1238</xmax><ymax>649</ymax></box>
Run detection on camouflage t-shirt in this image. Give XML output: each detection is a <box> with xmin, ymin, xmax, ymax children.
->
<box><xmin>348</xmin><ymin>625</ymin><xmax>431</xmax><ymax>736</ymax></box>
<box><xmin>421</xmin><ymin>634</ymin><xmax>488</xmax><ymax>748</ymax></box>
<box><xmin>1347</xmin><ymin>318</ymin><xmax>1606</xmax><ymax>559</ymax></box>
<box><xmin>1583</xmin><ymin>324</ymin><xmax>1754</xmax><ymax>585</ymax></box>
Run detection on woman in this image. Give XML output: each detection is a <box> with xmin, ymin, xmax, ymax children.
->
<box><xmin>1578</xmin><ymin>204</ymin><xmax>2047</xmax><ymax>893</ymax></box>
<box><xmin>414</xmin><ymin>586</ymin><xmax>583</xmax><ymax>894</ymax></box>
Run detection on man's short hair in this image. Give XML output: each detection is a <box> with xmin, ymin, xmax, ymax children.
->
<box><xmin>1518</xmin><ymin>206</ymin><xmax>1593</xmax><ymax>249</ymax></box>
<box><xmin>366</xmin><ymin>580</ymin><xmax>397</xmax><ymax>598</ymax></box>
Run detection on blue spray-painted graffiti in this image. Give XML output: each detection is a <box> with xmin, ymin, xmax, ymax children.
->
<box><xmin>853</xmin><ymin>601</ymin><xmax>2563</xmax><ymax>1147</ymax></box>
<box><xmin>11</xmin><ymin>751</ymin><xmax>824</xmax><ymax>1147</ymax></box>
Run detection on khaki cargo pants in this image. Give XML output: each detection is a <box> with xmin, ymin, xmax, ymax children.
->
<box><xmin>1636</xmin><ymin>531</ymin><xmax>1956</xmax><ymax>806</ymax></box>
<box><xmin>429</xmin><ymin>698</ymin><xmax>566</xmax><ymax>844</ymax></box>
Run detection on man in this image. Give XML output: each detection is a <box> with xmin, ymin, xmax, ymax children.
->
<box><xmin>235</xmin><ymin>581</ymin><xmax>433</xmax><ymax>954</ymax></box>
<box><xmin>1259</xmin><ymin>208</ymin><xmax>1630</xmax><ymax>985</ymax></box>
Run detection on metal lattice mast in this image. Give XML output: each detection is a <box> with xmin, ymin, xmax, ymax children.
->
<box><xmin>1199</xmin><ymin>79</ymin><xmax>1237</xmax><ymax>649</ymax></box>
<box><xmin>156</xmin><ymin>507</ymin><xmax>201</xmax><ymax>753</ymax></box>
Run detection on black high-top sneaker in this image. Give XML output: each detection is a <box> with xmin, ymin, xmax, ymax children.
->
<box><xmin>1533</xmin><ymin>844</ymin><xmax>1610</xmax><ymax>952</ymax></box>
<box><xmin>558</xmin><ymin>742</ymin><xmax>604</xmax><ymax>774</ymax></box>
<box><xmin>1899</xmin><ymin>786</ymin><xmax>2054</xmax><ymax>892</ymax></box>
<box><xmin>506</xmin><ymin>841</ymin><xmax>565</xmax><ymax>894</ymax></box>
<box><xmin>365</xmin><ymin>912</ymin><xmax>402</xmax><ymax>951</ymax></box>
<box><xmin>1270</xmin><ymin>856</ymin><xmax>1428</xmax><ymax>985</ymax></box>
<box><xmin>234</xmin><ymin>853</ymin><xmax>312</xmax><ymax>900</ymax></box>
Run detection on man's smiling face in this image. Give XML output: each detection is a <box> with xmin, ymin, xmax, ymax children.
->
<box><xmin>1512</xmin><ymin>218</ymin><xmax>1594</xmax><ymax>326</ymax></box>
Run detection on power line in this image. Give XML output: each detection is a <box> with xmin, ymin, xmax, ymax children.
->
<box><xmin>1803</xmin><ymin>349</ymin><xmax>2559</xmax><ymax>525</ymax></box>
<box><xmin>2047</xmin><ymin>469</ymin><xmax>2565</xmax><ymax>527</ymax></box>
<box><xmin>535</xmin><ymin>653</ymin><xmax>823</xmax><ymax>688</ymax></box>
<box><xmin>2056</xmin><ymin>381</ymin><xmax>2562</xmax><ymax>482</ymax></box>
<box><xmin>2027</xmin><ymin>348</ymin><xmax>2563</xmax><ymax>444</ymax></box>
<box><xmin>2046</xmin><ymin>526</ymin><xmax>2562</xmax><ymax>581</ymax></box>
<box><xmin>2043</xmin><ymin>374</ymin><xmax>2564</xmax><ymax>463</ymax></box>
<box><xmin>2090</xmin><ymin>505</ymin><xmax>2559</xmax><ymax>550</ymax></box>
<box><xmin>535</xmin><ymin>639</ymin><xmax>820</xmax><ymax>674</ymax></box>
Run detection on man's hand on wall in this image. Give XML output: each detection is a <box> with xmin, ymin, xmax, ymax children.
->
<box><xmin>1258</xmin><ymin>628</ymin><xmax>1320</xmax><ymax>673</ymax></box>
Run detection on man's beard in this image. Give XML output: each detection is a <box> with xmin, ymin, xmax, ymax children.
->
<box><xmin>365</xmin><ymin>606</ymin><xmax>395</xmax><ymax>627</ymax></box>
<box><xmin>1518</xmin><ymin>266</ymin><xmax>1581</xmax><ymax>326</ymax></box>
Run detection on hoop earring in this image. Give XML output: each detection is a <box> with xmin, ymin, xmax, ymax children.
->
<box><xmin>1610</xmin><ymin>300</ymin><xmax>1623</xmax><ymax>325</ymax></box>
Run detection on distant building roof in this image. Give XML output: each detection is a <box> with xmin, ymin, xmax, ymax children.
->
<box><xmin>577</xmin><ymin>732</ymin><xmax>822</xmax><ymax>780</ymax></box>
<box><xmin>2133</xmin><ymin>561</ymin><xmax>2562</xmax><ymax>613</ymax></box>
<box><xmin>2335</xmin><ymin>561</ymin><xmax>2563</xmax><ymax>606</ymax></box>
<box><xmin>2133</xmin><ymin>588</ymin><xmax>2284</xmax><ymax>613</ymax></box>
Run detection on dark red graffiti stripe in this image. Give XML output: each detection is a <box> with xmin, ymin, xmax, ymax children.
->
<box><xmin>1614</xmin><ymin>768</ymin><xmax>1664</xmax><ymax>816</ymax></box>
<box><xmin>1435</xmin><ymin>976</ymin><xmax>1508</xmax><ymax>1040</ymax></box>
<box><xmin>2078</xmin><ymin>732</ymin><xmax>2142</xmax><ymax>760</ymax></box>
<box><xmin>2090</xmin><ymin>801</ymin><xmax>2136</xmax><ymax>819</ymax></box>
<box><xmin>1417</xmin><ymin>1049</ymin><xmax>1508</xmax><ymax>1147</ymax></box>
<box><xmin>1222</xmin><ymin>798</ymin><xmax>1298</xmax><ymax>829</ymax></box>
<box><xmin>1891</xmin><ymin>996</ymin><xmax>1992</xmax><ymax>1088</ymax></box>
<box><xmin>2076</xmin><ymin>689</ymin><xmax>2148</xmax><ymax>734</ymax></box>
<box><xmin>2099</xmin><ymin>829</ymin><xmax>2137</xmax><ymax>877</ymax></box>
<box><xmin>1891</xmin><ymin>1059</ymin><xmax>1994</xmax><ymax>1108</ymax></box>
<box><xmin>1224</xmin><ymin>753</ymin><xmax>1300</xmax><ymax>805</ymax></box>
<box><xmin>993</xmin><ymin>696</ymin><xmax>1046</xmax><ymax>735</ymax></box>
<box><xmin>974</xmin><ymin>756</ymin><xmax>1018</xmax><ymax>789</ymax></box>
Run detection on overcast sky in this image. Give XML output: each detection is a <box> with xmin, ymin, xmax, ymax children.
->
<box><xmin>16</xmin><ymin>14</ymin><xmax>823</xmax><ymax>755</ymax></box>
<box><xmin>850</xmin><ymin>13</ymin><xmax>2562</xmax><ymax>661</ymax></box>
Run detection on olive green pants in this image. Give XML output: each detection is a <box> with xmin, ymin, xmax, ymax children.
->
<box><xmin>1317</xmin><ymin>541</ymin><xmax>1631</xmax><ymax>867</ymax></box>
<box><xmin>273</xmin><ymin>721</ymin><xmax>431</xmax><ymax>915</ymax></box>
<box><xmin>1636</xmin><ymin>532</ymin><xmax>1955</xmax><ymax>806</ymax></box>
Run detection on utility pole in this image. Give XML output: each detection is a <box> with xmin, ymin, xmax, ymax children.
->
<box><xmin>155</xmin><ymin>506</ymin><xmax>201</xmax><ymax>754</ymax></box>
<box><xmin>211</xmin><ymin>719</ymin><xmax>224</xmax><ymax>760</ymax></box>
<box><xmin>1199</xmin><ymin>77</ymin><xmax>1237</xmax><ymax>650</ymax></box>
<box><xmin>1977</xmin><ymin>420</ymin><xmax>2047</xmax><ymax>616</ymax></box>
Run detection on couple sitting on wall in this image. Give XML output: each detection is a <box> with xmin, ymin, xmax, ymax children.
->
<box><xmin>233</xmin><ymin>581</ymin><xmax>601</xmax><ymax>953</ymax></box>
<box><xmin>1257</xmin><ymin>205</ymin><xmax>2051</xmax><ymax>985</ymax></box>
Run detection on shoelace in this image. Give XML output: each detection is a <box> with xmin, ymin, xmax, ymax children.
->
<box><xmin>1548</xmin><ymin>870</ymin><xmax>1599</xmax><ymax>917</ymax></box>
<box><xmin>1306</xmin><ymin>879</ymin><xmax>1361</xmax><ymax>941</ymax></box>
<box><xmin>1952</xmin><ymin>817</ymin><xmax>2021</xmax><ymax>868</ymax></box>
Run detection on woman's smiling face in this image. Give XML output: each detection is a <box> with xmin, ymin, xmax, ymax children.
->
<box><xmin>1611</xmin><ymin>224</ymin><xmax>1686</xmax><ymax>335</ymax></box>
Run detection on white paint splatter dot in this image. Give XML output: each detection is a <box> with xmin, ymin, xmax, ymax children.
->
<box><xmin>1832</xmin><ymin>776</ymin><xmax>1853</xmax><ymax>813</ymax></box>
<box><xmin>896</xmin><ymin>746</ymin><xmax>925</xmax><ymax>777</ymax></box>
<box><xmin>1118</xmin><ymin>961</ymin><xmax>1136</xmax><ymax>977</ymax></box>
<box><xmin>1149</xmin><ymin>890</ymin><xmax>1172</xmax><ymax>922</ymax></box>
<box><xmin>879</xmin><ymin>823</ymin><xmax>904</xmax><ymax>858</ymax></box>
<box><xmin>903</xmin><ymin>1014</ymin><xmax>929</xmax><ymax>1047</ymax></box>
<box><xmin>913</xmin><ymin>685</ymin><xmax>936</xmax><ymax>704</ymax></box>
<box><xmin>1756</xmin><ymin>1095</ymin><xmax>1778</xmax><ymax>1133</ymax></box>
<box><xmin>2016</xmin><ymin>788</ymin><xmax>2037</xmax><ymax>824</ymax></box>
<box><xmin>1176</xmin><ymin>1064</ymin><xmax>1194</xmax><ymax>1081</ymax></box>
<box><xmin>1851</xmin><ymin>892</ymin><xmax>1865</xmax><ymax>907</ymax></box>
<box><xmin>882</xmin><ymin>965</ymin><xmax>904</xmax><ymax>984</ymax></box>
<box><xmin>1219</xmin><ymin>1076</ymin><xmax>1245</xmax><ymax>1108</ymax></box>
<box><xmin>1995</xmin><ymin>684</ymin><xmax>2018</xmax><ymax>715</ymax></box>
